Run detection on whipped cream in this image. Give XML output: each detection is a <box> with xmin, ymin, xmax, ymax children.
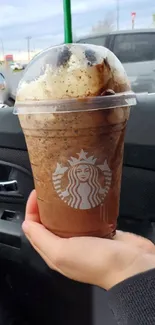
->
<box><xmin>16</xmin><ymin>44</ymin><xmax>130</xmax><ymax>102</ymax></box>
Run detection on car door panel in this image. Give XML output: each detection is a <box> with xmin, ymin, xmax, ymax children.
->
<box><xmin>120</xmin><ymin>167</ymin><xmax>155</xmax><ymax>221</ymax></box>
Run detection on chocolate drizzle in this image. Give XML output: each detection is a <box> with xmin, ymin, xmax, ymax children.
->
<box><xmin>101</xmin><ymin>89</ymin><xmax>116</xmax><ymax>96</ymax></box>
<box><xmin>57</xmin><ymin>46</ymin><xmax>72</xmax><ymax>67</ymax></box>
<box><xmin>85</xmin><ymin>49</ymin><xmax>97</xmax><ymax>66</ymax></box>
<box><xmin>104</xmin><ymin>58</ymin><xmax>111</xmax><ymax>71</ymax></box>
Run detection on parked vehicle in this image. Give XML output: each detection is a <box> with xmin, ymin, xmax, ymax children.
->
<box><xmin>77</xmin><ymin>29</ymin><xmax>155</xmax><ymax>93</ymax></box>
<box><xmin>10</xmin><ymin>62</ymin><xmax>24</xmax><ymax>71</ymax></box>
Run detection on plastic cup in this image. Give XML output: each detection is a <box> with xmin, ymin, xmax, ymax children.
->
<box><xmin>14</xmin><ymin>44</ymin><xmax>136</xmax><ymax>238</ymax></box>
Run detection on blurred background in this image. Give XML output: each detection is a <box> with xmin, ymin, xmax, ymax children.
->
<box><xmin>1</xmin><ymin>0</ymin><xmax>155</xmax><ymax>101</ymax></box>
<box><xmin>0</xmin><ymin>0</ymin><xmax>155</xmax><ymax>64</ymax></box>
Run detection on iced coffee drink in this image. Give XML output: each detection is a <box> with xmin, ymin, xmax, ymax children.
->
<box><xmin>15</xmin><ymin>44</ymin><xmax>136</xmax><ymax>238</ymax></box>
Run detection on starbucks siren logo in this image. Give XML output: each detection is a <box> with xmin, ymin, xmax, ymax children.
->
<box><xmin>52</xmin><ymin>149</ymin><xmax>112</xmax><ymax>210</ymax></box>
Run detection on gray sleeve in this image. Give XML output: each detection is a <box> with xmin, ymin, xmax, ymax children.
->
<box><xmin>107</xmin><ymin>269</ymin><xmax>155</xmax><ymax>325</ymax></box>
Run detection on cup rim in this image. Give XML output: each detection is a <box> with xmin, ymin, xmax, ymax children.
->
<box><xmin>14</xmin><ymin>91</ymin><xmax>137</xmax><ymax>114</ymax></box>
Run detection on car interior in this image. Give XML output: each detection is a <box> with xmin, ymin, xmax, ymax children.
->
<box><xmin>0</xmin><ymin>1</ymin><xmax>155</xmax><ymax>322</ymax></box>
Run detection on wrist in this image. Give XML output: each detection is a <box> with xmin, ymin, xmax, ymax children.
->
<box><xmin>101</xmin><ymin>254</ymin><xmax>155</xmax><ymax>290</ymax></box>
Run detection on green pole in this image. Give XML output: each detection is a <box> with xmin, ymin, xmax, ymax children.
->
<box><xmin>63</xmin><ymin>0</ymin><xmax>73</xmax><ymax>43</ymax></box>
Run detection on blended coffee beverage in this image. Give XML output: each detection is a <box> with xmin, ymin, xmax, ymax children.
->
<box><xmin>15</xmin><ymin>44</ymin><xmax>136</xmax><ymax>238</ymax></box>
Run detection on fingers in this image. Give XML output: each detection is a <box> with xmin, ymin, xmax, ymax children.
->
<box><xmin>23</xmin><ymin>220</ymin><xmax>155</xmax><ymax>288</ymax></box>
<box><xmin>115</xmin><ymin>231</ymin><xmax>155</xmax><ymax>254</ymax></box>
<box><xmin>25</xmin><ymin>190</ymin><xmax>40</xmax><ymax>223</ymax></box>
<box><xmin>22</xmin><ymin>220</ymin><xmax>121</xmax><ymax>286</ymax></box>
<box><xmin>22</xmin><ymin>220</ymin><xmax>64</xmax><ymax>270</ymax></box>
<box><xmin>22</xmin><ymin>217</ymin><xmax>155</xmax><ymax>290</ymax></box>
<box><xmin>26</xmin><ymin>190</ymin><xmax>38</xmax><ymax>215</ymax></box>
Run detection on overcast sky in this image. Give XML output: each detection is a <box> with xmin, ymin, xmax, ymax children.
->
<box><xmin>0</xmin><ymin>0</ymin><xmax>155</xmax><ymax>54</ymax></box>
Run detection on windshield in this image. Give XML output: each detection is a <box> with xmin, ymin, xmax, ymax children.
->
<box><xmin>1</xmin><ymin>0</ymin><xmax>155</xmax><ymax>99</ymax></box>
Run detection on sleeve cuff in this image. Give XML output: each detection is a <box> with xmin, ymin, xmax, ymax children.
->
<box><xmin>107</xmin><ymin>269</ymin><xmax>155</xmax><ymax>325</ymax></box>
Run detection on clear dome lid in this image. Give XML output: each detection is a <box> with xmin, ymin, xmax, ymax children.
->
<box><xmin>15</xmin><ymin>43</ymin><xmax>137</xmax><ymax>114</ymax></box>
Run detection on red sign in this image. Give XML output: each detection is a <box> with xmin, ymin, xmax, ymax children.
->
<box><xmin>131</xmin><ymin>12</ymin><xmax>136</xmax><ymax>19</ymax></box>
<box><xmin>5</xmin><ymin>54</ymin><xmax>14</xmax><ymax>62</ymax></box>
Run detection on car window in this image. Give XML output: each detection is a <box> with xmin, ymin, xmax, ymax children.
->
<box><xmin>113</xmin><ymin>33</ymin><xmax>155</xmax><ymax>63</ymax></box>
<box><xmin>77</xmin><ymin>35</ymin><xmax>107</xmax><ymax>46</ymax></box>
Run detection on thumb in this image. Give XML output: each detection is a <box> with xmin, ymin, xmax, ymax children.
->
<box><xmin>25</xmin><ymin>190</ymin><xmax>40</xmax><ymax>223</ymax></box>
